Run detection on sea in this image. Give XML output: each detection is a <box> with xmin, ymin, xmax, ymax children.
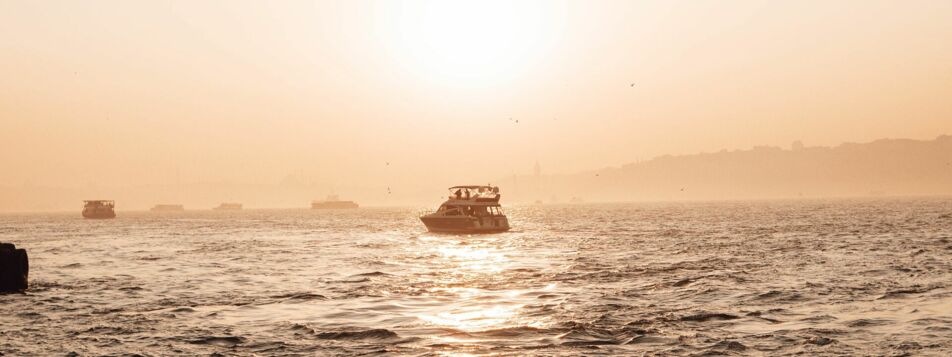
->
<box><xmin>2</xmin><ymin>198</ymin><xmax>951</xmax><ymax>356</ymax></box>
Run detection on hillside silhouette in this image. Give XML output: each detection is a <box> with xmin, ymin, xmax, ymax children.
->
<box><xmin>503</xmin><ymin>135</ymin><xmax>952</xmax><ymax>202</ymax></box>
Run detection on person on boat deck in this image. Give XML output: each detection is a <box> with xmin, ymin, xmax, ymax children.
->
<box><xmin>454</xmin><ymin>189</ymin><xmax>462</xmax><ymax>199</ymax></box>
<box><xmin>464</xmin><ymin>190</ymin><xmax>471</xmax><ymax>200</ymax></box>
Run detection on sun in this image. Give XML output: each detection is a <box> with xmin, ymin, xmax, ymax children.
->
<box><xmin>378</xmin><ymin>1</ymin><xmax>561</xmax><ymax>87</ymax></box>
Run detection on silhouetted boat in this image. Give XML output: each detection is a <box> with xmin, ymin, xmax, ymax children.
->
<box><xmin>82</xmin><ymin>200</ymin><xmax>116</xmax><ymax>219</ymax></box>
<box><xmin>214</xmin><ymin>203</ymin><xmax>243</xmax><ymax>210</ymax></box>
<box><xmin>420</xmin><ymin>185</ymin><xmax>510</xmax><ymax>233</ymax></box>
<box><xmin>311</xmin><ymin>195</ymin><xmax>358</xmax><ymax>209</ymax></box>
<box><xmin>150</xmin><ymin>204</ymin><xmax>184</xmax><ymax>212</ymax></box>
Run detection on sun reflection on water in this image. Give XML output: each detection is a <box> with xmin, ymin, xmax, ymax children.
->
<box><xmin>413</xmin><ymin>237</ymin><xmax>556</xmax><ymax>334</ymax></box>
<box><xmin>417</xmin><ymin>304</ymin><xmax>523</xmax><ymax>330</ymax></box>
<box><xmin>434</xmin><ymin>241</ymin><xmax>508</xmax><ymax>272</ymax></box>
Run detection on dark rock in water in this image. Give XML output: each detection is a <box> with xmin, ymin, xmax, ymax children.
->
<box><xmin>0</xmin><ymin>242</ymin><xmax>29</xmax><ymax>293</ymax></box>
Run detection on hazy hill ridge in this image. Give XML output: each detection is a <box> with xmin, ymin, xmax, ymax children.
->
<box><xmin>503</xmin><ymin>135</ymin><xmax>952</xmax><ymax>202</ymax></box>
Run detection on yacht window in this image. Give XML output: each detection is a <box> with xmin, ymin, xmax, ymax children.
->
<box><xmin>474</xmin><ymin>206</ymin><xmax>489</xmax><ymax>216</ymax></box>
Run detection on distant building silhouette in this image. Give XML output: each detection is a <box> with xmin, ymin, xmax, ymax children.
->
<box><xmin>792</xmin><ymin>140</ymin><xmax>805</xmax><ymax>151</ymax></box>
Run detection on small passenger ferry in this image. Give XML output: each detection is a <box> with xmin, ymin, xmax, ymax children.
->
<box><xmin>150</xmin><ymin>204</ymin><xmax>184</xmax><ymax>212</ymax></box>
<box><xmin>420</xmin><ymin>185</ymin><xmax>510</xmax><ymax>233</ymax></box>
<box><xmin>82</xmin><ymin>200</ymin><xmax>116</xmax><ymax>219</ymax></box>
<box><xmin>311</xmin><ymin>195</ymin><xmax>359</xmax><ymax>209</ymax></box>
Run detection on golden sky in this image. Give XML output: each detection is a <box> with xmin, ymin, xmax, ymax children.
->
<box><xmin>2</xmin><ymin>0</ymin><xmax>951</xmax><ymax>191</ymax></box>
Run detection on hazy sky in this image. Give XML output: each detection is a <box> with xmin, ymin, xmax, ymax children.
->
<box><xmin>2</xmin><ymin>0</ymin><xmax>951</xmax><ymax>189</ymax></box>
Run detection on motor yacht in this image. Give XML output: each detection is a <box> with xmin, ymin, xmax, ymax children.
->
<box><xmin>420</xmin><ymin>185</ymin><xmax>510</xmax><ymax>233</ymax></box>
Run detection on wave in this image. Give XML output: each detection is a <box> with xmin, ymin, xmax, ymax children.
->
<box><xmin>187</xmin><ymin>336</ymin><xmax>246</xmax><ymax>347</ymax></box>
<box><xmin>290</xmin><ymin>324</ymin><xmax>402</xmax><ymax>341</ymax></box>
<box><xmin>878</xmin><ymin>285</ymin><xmax>942</xmax><ymax>299</ymax></box>
<box><xmin>709</xmin><ymin>340</ymin><xmax>748</xmax><ymax>351</ymax></box>
<box><xmin>315</xmin><ymin>329</ymin><xmax>399</xmax><ymax>340</ymax></box>
<box><xmin>270</xmin><ymin>292</ymin><xmax>327</xmax><ymax>301</ymax></box>
<box><xmin>680</xmin><ymin>312</ymin><xmax>740</xmax><ymax>322</ymax></box>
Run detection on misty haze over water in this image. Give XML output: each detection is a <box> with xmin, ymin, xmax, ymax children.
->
<box><xmin>1</xmin><ymin>136</ymin><xmax>949</xmax><ymax>212</ymax></box>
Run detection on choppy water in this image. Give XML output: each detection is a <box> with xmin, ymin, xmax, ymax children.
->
<box><xmin>2</xmin><ymin>198</ymin><xmax>952</xmax><ymax>356</ymax></box>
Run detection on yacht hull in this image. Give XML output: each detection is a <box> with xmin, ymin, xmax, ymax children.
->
<box><xmin>82</xmin><ymin>210</ymin><xmax>116</xmax><ymax>219</ymax></box>
<box><xmin>420</xmin><ymin>215</ymin><xmax>509</xmax><ymax>234</ymax></box>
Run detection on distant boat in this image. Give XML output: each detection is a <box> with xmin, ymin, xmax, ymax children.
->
<box><xmin>150</xmin><ymin>204</ymin><xmax>184</xmax><ymax>212</ymax></box>
<box><xmin>214</xmin><ymin>203</ymin><xmax>243</xmax><ymax>210</ymax></box>
<box><xmin>311</xmin><ymin>195</ymin><xmax>358</xmax><ymax>209</ymax></box>
<box><xmin>82</xmin><ymin>200</ymin><xmax>116</xmax><ymax>219</ymax></box>
<box><xmin>420</xmin><ymin>185</ymin><xmax>510</xmax><ymax>233</ymax></box>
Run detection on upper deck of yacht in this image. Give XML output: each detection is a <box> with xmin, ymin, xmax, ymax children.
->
<box><xmin>443</xmin><ymin>185</ymin><xmax>501</xmax><ymax>206</ymax></box>
<box><xmin>84</xmin><ymin>200</ymin><xmax>115</xmax><ymax>208</ymax></box>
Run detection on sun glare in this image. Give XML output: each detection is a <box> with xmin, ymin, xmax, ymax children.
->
<box><xmin>380</xmin><ymin>1</ymin><xmax>560</xmax><ymax>86</ymax></box>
